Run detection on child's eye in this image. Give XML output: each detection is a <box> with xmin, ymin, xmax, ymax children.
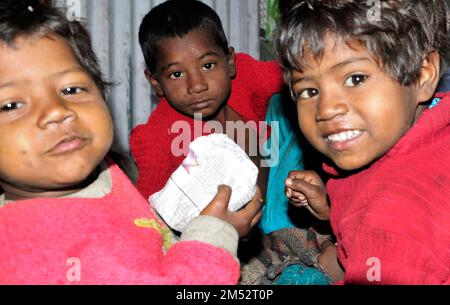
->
<box><xmin>203</xmin><ymin>63</ymin><xmax>216</xmax><ymax>71</ymax></box>
<box><xmin>0</xmin><ymin>101</ymin><xmax>25</xmax><ymax>112</ymax></box>
<box><xmin>61</xmin><ymin>87</ymin><xmax>86</xmax><ymax>95</ymax></box>
<box><xmin>344</xmin><ymin>74</ymin><xmax>367</xmax><ymax>87</ymax></box>
<box><xmin>169</xmin><ymin>71</ymin><xmax>183</xmax><ymax>79</ymax></box>
<box><xmin>295</xmin><ymin>88</ymin><xmax>319</xmax><ymax>101</ymax></box>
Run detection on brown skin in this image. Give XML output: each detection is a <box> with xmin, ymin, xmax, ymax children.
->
<box><xmin>0</xmin><ymin>35</ymin><xmax>114</xmax><ymax>200</ymax></box>
<box><xmin>317</xmin><ymin>244</ymin><xmax>345</xmax><ymax>282</ymax></box>
<box><xmin>291</xmin><ymin>34</ymin><xmax>440</xmax><ymax>172</ymax></box>
<box><xmin>285</xmin><ymin>170</ymin><xmax>329</xmax><ymax>220</ymax></box>
<box><xmin>146</xmin><ymin>28</ymin><xmax>236</xmax><ymax>120</ymax></box>
<box><xmin>285</xmin><ymin>33</ymin><xmax>440</xmax><ymax>281</ymax></box>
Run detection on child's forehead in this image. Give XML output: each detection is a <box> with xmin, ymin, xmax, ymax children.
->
<box><xmin>155</xmin><ymin>28</ymin><xmax>224</xmax><ymax>59</ymax></box>
<box><xmin>0</xmin><ymin>34</ymin><xmax>75</xmax><ymax>59</ymax></box>
<box><xmin>294</xmin><ymin>33</ymin><xmax>378</xmax><ymax>72</ymax></box>
<box><xmin>0</xmin><ymin>34</ymin><xmax>86</xmax><ymax>82</ymax></box>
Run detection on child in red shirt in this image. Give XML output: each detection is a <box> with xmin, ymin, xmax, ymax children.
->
<box><xmin>279</xmin><ymin>0</ymin><xmax>450</xmax><ymax>284</ymax></box>
<box><xmin>130</xmin><ymin>0</ymin><xmax>283</xmax><ymax>201</ymax></box>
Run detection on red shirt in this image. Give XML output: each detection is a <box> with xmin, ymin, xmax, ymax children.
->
<box><xmin>326</xmin><ymin>93</ymin><xmax>450</xmax><ymax>284</ymax></box>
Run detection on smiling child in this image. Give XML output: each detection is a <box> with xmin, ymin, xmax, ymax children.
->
<box><xmin>279</xmin><ymin>0</ymin><xmax>450</xmax><ymax>284</ymax></box>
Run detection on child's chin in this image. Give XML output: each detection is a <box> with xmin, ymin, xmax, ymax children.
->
<box><xmin>50</xmin><ymin>166</ymin><xmax>96</xmax><ymax>186</ymax></box>
<box><xmin>183</xmin><ymin>103</ymin><xmax>224</xmax><ymax>119</ymax></box>
<box><xmin>52</xmin><ymin>176</ymin><xmax>89</xmax><ymax>188</ymax></box>
<box><xmin>333</xmin><ymin>158</ymin><xmax>368</xmax><ymax>172</ymax></box>
<box><xmin>194</xmin><ymin>108</ymin><xmax>222</xmax><ymax>120</ymax></box>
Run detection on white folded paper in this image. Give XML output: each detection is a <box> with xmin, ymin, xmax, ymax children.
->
<box><xmin>150</xmin><ymin>134</ymin><xmax>259</xmax><ymax>232</ymax></box>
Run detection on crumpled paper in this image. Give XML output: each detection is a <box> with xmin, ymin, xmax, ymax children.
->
<box><xmin>150</xmin><ymin>134</ymin><xmax>259</xmax><ymax>232</ymax></box>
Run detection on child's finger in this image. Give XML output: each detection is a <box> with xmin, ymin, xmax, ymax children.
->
<box><xmin>202</xmin><ymin>185</ymin><xmax>232</xmax><ymax>214</ymax></box>
<box><xmin>286</xmin><ymin>185</ymin><xmax>307</xmax><ymax>201</ymax></box>
<box><xmin>292</xmin><ymin>202</ymin><xmax>309</xmax><ymax>208</ymax></box>
<box><xmin>290</xmin><ymin>197</ymin><xmax>309</xmax><ymax>207</ymax></box>
<box><xmin>287</xmin><ymin>170</ymin><xmax>322</xmax><ymax>185</ymax></box>
<box><xmin>287</xmin><ymin>170</ymin><xmax>306</xmax><ymax>180</ymax></box>
<box><xmin>286</xmin><ymin>177</ymin><xmax>318</xmax><ymax>198</ymax></box>
<box><xmin>289</xmin><ymin>192</ymin><xmax>305</xmax><ymax>202</ymax></box>
<box><xmin>213</xmin><ymin>185</ymin><xmax>232</xmax><ymax>207</ymax></box>
<box><xmin>285</xmin><ymin>187</ymin><xmax>292</xmax><ymax>198</ymax></box>
<box><xmin>286</xmin><ymin>187</ymin><xmax>306</xmax><ymax>199</ymax></box>
<box><xmin>305</xmin><ymin>205</ymin><xmax>317</xmax><ymax>215</ymax></box>
<box><xmin>290</xmin><ymin>197</ymin><xmax>306</xmax><ymax>204</ymax></box>
<box><xmin>240</xmin><ymin>196</ymin><xmax>263</xmax><ymax>219</ymax></box>
<box><xmin>290</xmin><ymin>189</ymin><xmax>306</xmax><ymax>201</ymax></box>
<box><xmin>250</xmin><ymin>210</ymin><xmax>262</xmax><ymax>227</ymax></box>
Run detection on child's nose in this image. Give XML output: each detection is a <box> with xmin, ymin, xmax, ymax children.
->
<box><xmin>315</xmin><ymin>92</ymin><xmax>349</xmax><ymax>121</ymax></box>
<box><xmin>187</xmin><ymin>72</ymin><xmax>208</xmax><ymax>95</ymax></box>
<box><xmin>37</xmin><ymin>97</ymin><xmax>77</xmax><ymax>129</ymax></box>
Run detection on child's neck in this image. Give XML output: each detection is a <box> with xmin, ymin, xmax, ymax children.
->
<box><xmin>1</xmin><ymin>166</ymin><xmax>101</xmax><ymax>202</ymax></box>
<box><xmin>414</xmin><ymin>103</ymin><xmax>428</xmax><ymax>123</ymax></box>
<box><xmin>210</xmin><ymin>104</ymin><xmax>230</xmax><ymax>127</ymax></box>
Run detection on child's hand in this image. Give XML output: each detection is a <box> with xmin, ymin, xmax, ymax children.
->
<box><xmin>201</xmin><ymin>185</ymin><xmax>263</xmax><ymax>238</ymax></box>
<box><xmin>285</xmin><ymin>170</ymin><xmax>330</xmax><ymax>220</ymax></box>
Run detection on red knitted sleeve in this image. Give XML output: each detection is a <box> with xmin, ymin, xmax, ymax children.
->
<box><xmin>253</xmin><ymin>58</ymin><xmax>284</xmax><ymax>98</ymax></box>
<box><xmin>235</xmin><ymin>53</ymin><xmax>283</xmax><ymax>97</ymax></box>
<box><xmin>251</xmin><ymin>59</ymin><xmax>284</xmax><ymax>121</ymax></box>
<box><xmin>130</xmin><ymin>102</ymin><xmax>184</xmax><ymax>199</ymax></box>
<box><xmin>231</xmin><ymin>53</ymin><xmax>283</xmax><ymax>122</ymax></box>
<box><xmin>130</xmin><ymin>126</ymin><xmax>169</xmax><ymax>199</ymax></box>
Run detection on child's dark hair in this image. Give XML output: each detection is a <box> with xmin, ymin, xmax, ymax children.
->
<box><xmin>275</xmin><ymin>0</ymin><xmax>450</xmax><ymax>91</ymax></box>
<box><xmin>139</xmin><ymin>0</ymin><xmax>229</xmax><ymax>73</ymax></box>
<box><xmin>0</xmin><ymin>0</ymin><xmax>108</xmax><ymax>98</ymax></box>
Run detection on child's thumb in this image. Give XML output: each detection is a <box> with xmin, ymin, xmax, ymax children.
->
<box><xmin>210</xmin><ymin>185</ymin><xmax>232</xmax><ymax>209</ymax></box>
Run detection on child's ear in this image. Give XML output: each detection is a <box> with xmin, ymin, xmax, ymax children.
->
<box><xmin>417</xmin><ymin>50</ymin><xmax>440</xmax><ymax>102</ymax></box>
<box><xmin>144</xmin><ymin>69</ymin><xmax>164</xmax><ymax>97</ymax></box>
<box><xmin>227</xmin><ymin>47</ymin><xmax>236</xmax><ymax>78</ymax></box>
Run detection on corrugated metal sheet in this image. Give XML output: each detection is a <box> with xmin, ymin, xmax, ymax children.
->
<box><xmin>53</xmin><ymin>0</ymin><xmax>260</xmax><ymax>155</ymax></box>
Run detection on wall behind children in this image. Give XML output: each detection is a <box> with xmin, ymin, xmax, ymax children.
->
<box><xmin>52</xmin><ymin>0</ymin><xmax>263</xmax><ymax>156</ymax></box>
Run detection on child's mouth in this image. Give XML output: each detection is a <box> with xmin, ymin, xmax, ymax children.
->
<box><xmin>46</xmin><ymin>136</ymin><xmax>89</xmax><ymax>155</ymax></box>
<box><xmin>191</xmin><ymin>100</ymin><xmax>213</xmax><ymax>110</ymax></box>
<box><xmin>324</xmin><ymin>129</ymin><xmax>364</xmax><ymax>151</ymax></box>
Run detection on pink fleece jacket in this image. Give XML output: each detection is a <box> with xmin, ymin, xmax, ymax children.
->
<box><xmin>0</xmin><ymin>162</ymin><xmax>240</xmax><ymax>284</ymax></box>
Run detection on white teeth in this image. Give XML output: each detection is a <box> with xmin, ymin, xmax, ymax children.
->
<box><xmin>327</xmin><ymin>130</ymin><xmax>362</xmax><ymax>142</ymax></box>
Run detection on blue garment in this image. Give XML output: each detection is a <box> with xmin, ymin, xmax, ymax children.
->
<box><xmin>260</xmin><ymin>94</ymin><xmax>332</xmax><ymax>285</ymax></box>
<box><xmin>273</xmin><ymin>264</ymin><xmax>331</xmax><ymax>285</ymax></box>
<box><xmin>261</xmin><ymin>94</ymin><xmax>304</xmax><ymax>234</ymax></box>
<box><xmin>429</xmin><ymin>97</ymin><xmax>441</xmax><ymax>109</ymax></box>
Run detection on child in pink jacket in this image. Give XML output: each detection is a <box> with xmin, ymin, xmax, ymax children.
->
<box><xmin>0</xmin><ymin>0</ymin><xmax>261</xmax><ymax>284</ymax></box>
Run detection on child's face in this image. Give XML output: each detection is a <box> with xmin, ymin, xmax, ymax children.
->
<box><xmin>291</xmin><ymin>35</ymin><xmax>430</xmax><ymax>171</ymax></box>
<box><xmin>148</xmin><ymin>28</ymin><xmax>236</xmax><ymax>118</ymax></box>
<box><xmin>0</xmin><ymin>35</ymin><xmax>113</xmax><ymax>198</ymax></box>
